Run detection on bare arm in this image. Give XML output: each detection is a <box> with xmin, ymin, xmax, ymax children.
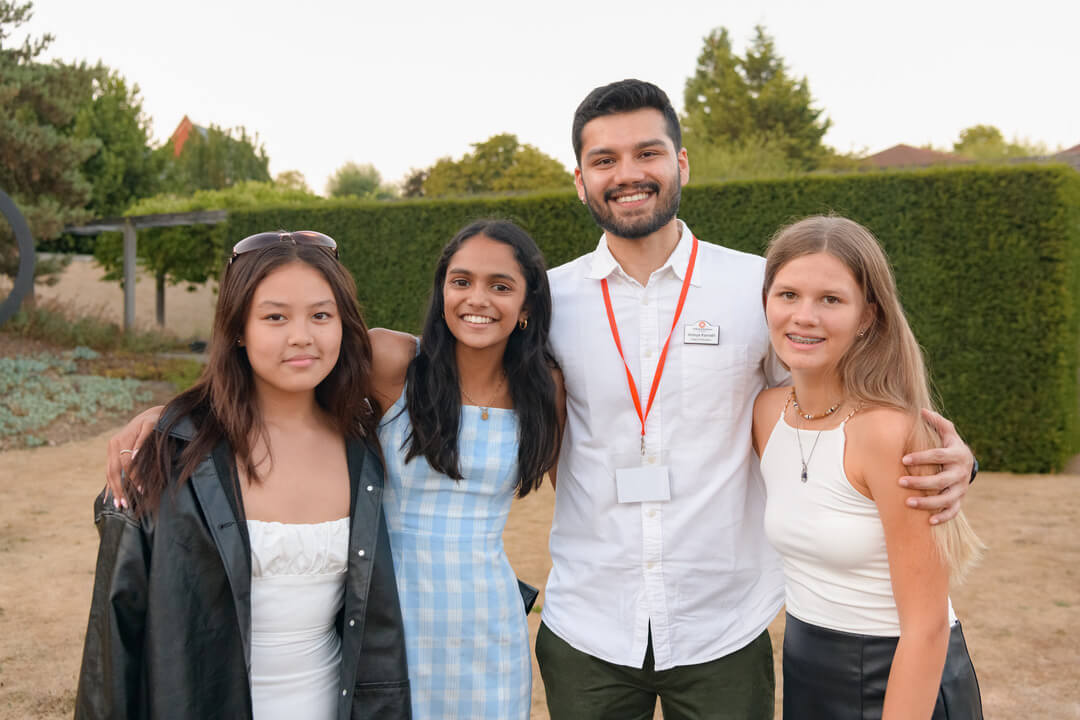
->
<box><xmin>751</xmin><ymin>386</ymin><xmax>788</xmax><ymax>459</ymax></box>
<box><xmin>853</xmin><ymin>410</ymin><xmax>951</xmax><ymax>720</ymax></box>
<box><xmin>547</xmin><ymin>367</ymin><xmax>566</xmax><ymax>490</ymax></box>
<box><xmin>899</xmin><ymin>409</ymin><xmax>974</xmax><ymax>524</ymax></box>
<box><xmin>104</xmin><ymin>407</ymin><xmax>164</xmax><ymax>507</ymax></box>
<box><xmin>368</xmin><ymin>328</ymin><xmax>416</xmax><ymax>415</ymax></box>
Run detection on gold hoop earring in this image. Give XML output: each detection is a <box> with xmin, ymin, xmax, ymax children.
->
<box><xmin>518</xmin><ymin>318</ymin><xmax>528</xmax><ymax>330</ymax></box>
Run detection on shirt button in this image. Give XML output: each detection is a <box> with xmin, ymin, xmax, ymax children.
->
<box><xmin>647</xmin><ymin>562</ymin><xmax>655</xmax><ymax>569</ymax></box>
<box><xmin>647</xmin><ymin>456</ymin><xmax>656</xmax><ymax>464</ymax></box>
<box><xmin>366</xmin><ymin>485</ymin><xmax>374</xmax><ymax>492</ymax></box>
<box><xmin>349</xmin><ymin>619</ymin><xmax>356</xmax><ymax>627</ymax></box>
<box><xmin>641</xmin><ymin>295</ymin><xmax>650</xmax><ymax>306</ymax></box>
<box><xmin>357</xmin><ymin>549</ymin><xmax>366</xmax><ymax>557</ymax></box>
<box><xmin>644</xmin><ymin>349</ymin><xmax>653</xmax><ymax>358</ymax></box>
<box><xmin>342</xmin><ymin>689</ymin><xmax>348</xmax><ymax>697</ymax></box>
<box><xmin>647</xmin><ymin>510</ymin><xmax>657</xmax><ymax>518</ymax></box>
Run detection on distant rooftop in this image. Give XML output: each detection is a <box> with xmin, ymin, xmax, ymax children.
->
<box><xmin>863</xmin><ymin>144</ymin><xmax>966</xmax><ymax>169</ymax></box>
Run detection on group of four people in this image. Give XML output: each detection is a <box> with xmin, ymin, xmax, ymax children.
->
<box><xmin>78</xmin><ymin>79</ymin><xmax>984</xmax><ymax>719</ymax></box>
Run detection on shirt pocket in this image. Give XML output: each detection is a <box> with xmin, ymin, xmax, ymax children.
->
<box><xmin>680</xmin><ymin>343</ymin><xmax>752</xmax><ymax>421</ymax></box>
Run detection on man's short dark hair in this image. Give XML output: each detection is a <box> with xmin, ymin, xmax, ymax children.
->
<box><xmin>572</xmin><ymin>79</ymin><xmax>682</xmax><ymax>165</ymax></box>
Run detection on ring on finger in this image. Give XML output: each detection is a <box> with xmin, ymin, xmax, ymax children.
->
<box><xmin>119</xmin><ymin>448</ymin><xmax>134</xmax><ymax>456</ymax></box>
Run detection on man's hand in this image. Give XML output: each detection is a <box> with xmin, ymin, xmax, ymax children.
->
<box><xmin>899</xmin><ymin>409</ymin><xmax>974</xmax><ymax>525</ymax></box>
<box><xmin>105</xmin><ymin>405</ymin><xmax>165</xmax><ymax>507</ymax></box>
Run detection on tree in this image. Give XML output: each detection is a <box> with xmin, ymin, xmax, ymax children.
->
<box><xmin>274</xmin><ymin>169</ymin><xmax>310</xmax><ymax>192</ymax></box>
<box><xmin>160</xmin><ymin>123</ymin><xmax>271</xmax><ymax>193</ymax></box>
<box><xmin>952</xmin><ymin>124</ymin><xmax>1045</xmax><ymax>161</ymax></box>
<box><xmin>682</xmin><ymin>26</ymin><xmax>830</xmax><ymax>171</ymax></box>
<box><xmin>326</xmin><ymin>162</ymin><xmax>395</xmax><ymax>200</ymax></box>
<box><xmin>93</xmin><ymin>181</ymin><xmax>322</xmax><ymax>326</ymax></box>
<box><xmin>0</xmin><ymin>0</ymin><xmax>99</xmax><ymax>297</ymax></box>
<box><xmin>422</xmin><ymin>134</ymin><xmax>571</xmax><ymax>197</ymax></box>
<box><xmin>400</xmin><ymin>167</ymin><xmax>428</xmax><ymax>199</ymax></box>
<box><xmin>73</xmin><ymin>65</ymin><xmax>161</xmax><ymax>218</ymax></box>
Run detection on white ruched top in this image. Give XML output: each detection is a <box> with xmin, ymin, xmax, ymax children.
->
<box><xmin>247</xmin><ymin>517</ymin><xmax>350</xmax><ymax>720</ymax></box>
<box><xmin>760</xmin><ymin>414</ymin><xmax>955</xmax><ymax>636</ymax></box>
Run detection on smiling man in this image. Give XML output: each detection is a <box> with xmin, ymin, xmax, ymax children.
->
<box><xmin>534</xmin><ymin>79</ymin><xmax>976</xmax><ymax>720</ymax></box>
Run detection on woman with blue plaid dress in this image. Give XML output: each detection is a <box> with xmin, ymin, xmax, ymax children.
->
<box><xmin>370</xmin><ymin>220</ymin><xmax>564</xmax><ymax>719</ymax></box>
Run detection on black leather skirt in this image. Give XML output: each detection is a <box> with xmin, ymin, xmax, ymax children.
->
<box><xmin>783</xmin><ymin>613</ymin><xmax>983</xmax><ymax>720</ymax></box>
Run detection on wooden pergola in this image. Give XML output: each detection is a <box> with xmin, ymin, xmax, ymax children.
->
<box><xmin>64</xmin><ymin>210</ymin><xmax>227</xmax><ymax>331</ymax></box>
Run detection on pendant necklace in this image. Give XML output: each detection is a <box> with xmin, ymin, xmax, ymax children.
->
<box><xmin>794</xmin><ymin>417</ymin><xmax>823</xmax><ymax>483</ymax></box>
<box><xmin>788</xmin><ymin>389</ymin><xmax>831</xmax><ymax>483</ymax></box>
<box><xmin>460</xmin><ymin>372</ymin><xmax>507</xmax><ymax>421</ymax></box>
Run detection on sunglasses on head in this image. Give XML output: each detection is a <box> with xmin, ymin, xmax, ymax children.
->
<box><xmin>229</xmin><ymin>231</ymin><xmax>338</xmax><ymax>264</ymax></box>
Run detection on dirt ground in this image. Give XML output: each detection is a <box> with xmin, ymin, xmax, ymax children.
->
<box><xmin>0</xmin><ymin>428</ymin><xmax>1077</xmax><ymax>719</ymax></box>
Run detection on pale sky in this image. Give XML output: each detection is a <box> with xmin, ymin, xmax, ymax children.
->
<box><xmin>23</xmin><ymin>0</ymin><xmax>1080</xmax><ymax>195</ymax></box>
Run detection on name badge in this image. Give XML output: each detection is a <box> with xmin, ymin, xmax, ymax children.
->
<box><xmin>684</xmin><ymin>320</ymin><xmax>719</xmax><ymax>345</ymax></box>
<box><xmin>616</xmin><ymin>465</ymin><xmax>671</xmax><ymax>503</ymax></box>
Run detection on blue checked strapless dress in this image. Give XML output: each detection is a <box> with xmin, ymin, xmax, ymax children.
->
<box><xmin>379</xmin><ymin>389</ymin><xmax>530</xmax><ymax>719</ymax></box>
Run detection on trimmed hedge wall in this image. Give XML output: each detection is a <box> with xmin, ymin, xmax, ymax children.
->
<box><xmin>228</xmin><ymin>165</ymin><xmax>1080</xmax><ymax>473</ymax></box>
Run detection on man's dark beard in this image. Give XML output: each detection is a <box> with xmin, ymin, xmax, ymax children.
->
<box><xmin>583</xmin><ymin>179</ymin><xmax>681</xmax><ymax>240</ymax></box>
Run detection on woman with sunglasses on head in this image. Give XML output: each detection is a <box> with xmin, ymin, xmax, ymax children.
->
<box><xmin>100</xmin><ymin>221</ymin><xmax>564</xmax><ymax>719</ymax></box>
<box><xmin>76</xmin><ymin>232</ymin><xmax>410</xmax><ymax>720</ymax></box>
<box><xmin>751</xmin><ymin>216</ymin><xmax>984</xmax><ymax>719</ymax></box>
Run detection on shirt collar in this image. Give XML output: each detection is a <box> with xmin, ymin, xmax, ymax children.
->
<box><xmin>585</xmin><ymin>220</ymin><xmax>702</xmax><ymax>287</ymax></box>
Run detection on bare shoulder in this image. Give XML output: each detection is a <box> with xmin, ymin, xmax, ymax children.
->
<box><xmin>846</xmin><ymin>406</ymin><xmax>914</xmax><ymax>457</ymax></box>
<box><xmin>753</xmin><ymin>386</ymin><xmax>790</xmax><ymax>423</ymax></box>
<box><xmin>369</xmin><ymin>328</ymin><xmax>415</xmax><ymax>409</ymax></box>
<box><xmin>369</xmin><ymin>328</ymin><xmax>416</xmax><ymax>379</ymax></box>
<box><xmin>752</xmin><ymin>385</ymin><xmax>790</xmax><ymax>454</ymax></box>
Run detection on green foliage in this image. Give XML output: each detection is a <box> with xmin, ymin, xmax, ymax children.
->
<box><xmin>228</xmin><ymin>165</ymin><xmax>1080</xmax><ymax>473</ymax></box>
<box><xmin>73</xmin><ymin>66</ymin><xmax>161</xmax><ymax>217</ymax></box>
<box><xmin>952</xmin><ymin>124</ymin><xmax>1047</xmax><ymax>161</ymax></box>
<box><xmin>4</xmin><ymin>302</ymin><xmax>186</xmax><ymax>351</ymax></box>
<box><xmin>326</xmin><ymin>162</ymin><xmax>396</xmax><ymax>200</ymax></box>
<box><xmin>93</xmin><ymin>180</ymin><xmax>323</xmax><ymax>295</ymax></box>
<box><xmin>683</xmin><ymin>25</ymin><xmax>830</xmax><ymax>171</ymax></box>
<box><xmin>274</xmin><ymin>169</ymin><xmax>310</xmax><ymax>193</ymax></box>
<box><xmin>0</xmin><ymin>351</ymin><xmax>151</xmax><ymax>445</ymax></box>
<box><xmin>400</xmin><ymin>167</ymin><xmax>429</xmax><ymax>198</ymax></box>
<box><xmin>422</xmin><ymin>134</ymin><xmax>572</xmax><ymax>197</ymax></box>
<box><xmin>686</xmin><ymin>133</ymin><xmax>797</xmax><ymax>184</ymax></box>
<box><xmin>160</xmin><ymin>123</ymin><xmax>270</xmax><ymax>193</ymax></box>
<box><xmin>0</xmin><ymin>0</ymin><xmax>98</xmax><ymax>285</ymax></box>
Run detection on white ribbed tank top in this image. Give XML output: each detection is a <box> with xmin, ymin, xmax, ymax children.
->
<box><xmin>759</xmin><ymin>412</ymin><xmax>955</xmax><ymax>636</ymax></box>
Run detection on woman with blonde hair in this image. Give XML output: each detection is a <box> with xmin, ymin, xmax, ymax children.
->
<box><xmin>752</xmin><ymin>215</ymin><xmax>983</xmax><ymax>719</ymax></box>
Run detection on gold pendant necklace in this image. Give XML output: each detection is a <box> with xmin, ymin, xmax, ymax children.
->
<box><xmin>460</xmin><ymin>373</ymin><xmax>507</xmax><ymax>421</ymax></box>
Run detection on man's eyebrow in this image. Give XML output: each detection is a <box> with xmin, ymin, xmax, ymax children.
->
<box><xmin>584</xmin><ymin>138</ymin><xmax>667</xmax><ymax>159</ymax></box>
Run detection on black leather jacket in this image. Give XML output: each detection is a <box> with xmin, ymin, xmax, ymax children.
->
<box><xmin>74</xmin><ymin>417</ymin><xmax>411</xmax><ymax>719</ymax></box>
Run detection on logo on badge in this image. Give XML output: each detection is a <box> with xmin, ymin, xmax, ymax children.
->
<box><xmin>684</xmin><ymin>320</ymin><xmax>720</xmax><ymax>345</ymax></box>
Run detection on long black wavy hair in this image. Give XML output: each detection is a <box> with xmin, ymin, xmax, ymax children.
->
<box><xmin>403</xmin><ymin>219</ymin><xmax>559</xmax><ymax>498</ymax></box>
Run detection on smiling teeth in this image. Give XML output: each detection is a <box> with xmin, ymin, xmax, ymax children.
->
<box><xmin>615</xmin><ymin>192</ymin><xmax>649</xmax><ymax>203</ymax></box>
<box><xmin>463</xmin><ymin>315</ymin><xmax>494</xmax><ymax>324</ymax></box>
<box><xmin>788</xmin><ymin>334</ymin><xmax>823</xmax><ymax>344</ymax></box>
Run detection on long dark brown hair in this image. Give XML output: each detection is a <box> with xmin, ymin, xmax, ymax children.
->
<box><xmin>129</xmin><ymin>241</ymin><xmax>379</xmax><ymax>517</ymax></box>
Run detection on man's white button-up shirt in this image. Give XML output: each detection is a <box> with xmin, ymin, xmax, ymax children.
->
<box><xmin>544</xmin><ymin>222</ymin><xmax>787</xmax><ymax>671</ymax></box>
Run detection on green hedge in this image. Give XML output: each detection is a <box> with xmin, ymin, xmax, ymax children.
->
<box><xmin>227</xmin><ymin>165</ymin><xmax>1080</xmax><ymax>473</ymax></box>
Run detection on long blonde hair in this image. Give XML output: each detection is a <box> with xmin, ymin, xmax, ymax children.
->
<box><xmin>764</xmin><ymin>215</ymin><xmax>983</xmax><ymax>581</ymax></box>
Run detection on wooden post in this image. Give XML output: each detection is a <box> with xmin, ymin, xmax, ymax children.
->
<box><xmin>122</xmin><ymin>219</ymin><xmax>136</xmax><ymax>331</ymax></box>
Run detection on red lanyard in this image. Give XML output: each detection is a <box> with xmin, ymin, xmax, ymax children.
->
<box><xmin>601</xmin><ymin>235</ymin><xmax>699</xmax><ymax>455</ymax></box>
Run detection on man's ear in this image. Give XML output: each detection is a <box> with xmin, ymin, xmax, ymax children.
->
<box><xmin>574</xmin><ymin>168</ymin><xmax>587</xmax><ymax>203</ymax></box>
